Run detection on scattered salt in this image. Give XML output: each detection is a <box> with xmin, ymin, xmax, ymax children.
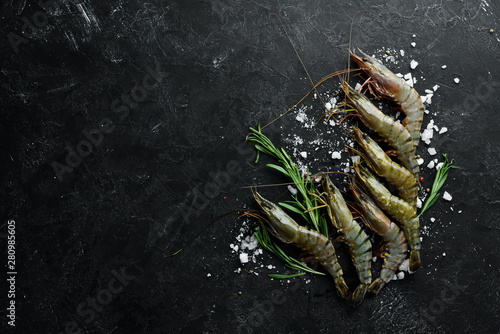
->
<box><xmin>442</xmin><ymin>65</ymin><xmax>447</xmax><ymax>69</ymax></box>
<box><xmin>439</xmin><ymin>127</ymin><xmax>448</xmax><ymax>134</ymax></box>
<box><xmin>207</xmin><ymin>273</ymin><xmax>212</xmax><ymax>277</ymax></box>
<box><xmin>417</xmin><ymin>197</ymin><xmax>422</xmax><ymax>209</ymax></box>
<box><xmin>267</xmin><ymin>265</ymin><xmax>273</xmax><ymax>270</ymax></box>
<box><xmin>412</xmin><ymin>34</ymin><xmax>416</xmax><ymax>38</ymax></box>
<box><xmin>287</xmin><ymin>185</ymin><xmax>298</xmax><ymax>196</ymax></box>
<box><xmin>372</xmin><ymin>256</ymin><xmax>377</xmax><ymax>262</ymax></box>
<box><xmin>427</xmin><ymin>160</ymin><xmax>435</xmax><ymax>169</ymax></box>
<box><xmin>410</xmin><ymin>60</ymin><xmax>419</xmax><ymax>69</ymax></box>
<box><xmin>411</xmin><ymin>42</ymin><xmax>416</xmax><ymax>47</ymax></box>
<box><xmin>300</xmin><ymin>151</ymin><xmax>308</xmax><ymax>158</ymax></box>
<box><xmin>454</xmin><ymin>78</ymin><xmax>460</xmax><ymax>84</ymax></box>
<box><xmin>400</xmin><ymin>50</ymin><xmax>405</xmax><ymax>57</ymax></box>
<box><xmin>331</xmin><ymin>151</ymin><xmax>342</xmax><ymax>159</ymax></box>
<box><xmin>325</xmin><ymin>102</ymin><xmax>332</xmax><ymax>110</ymax></box>
<box><xmin>241</xmin><ymin>235</ymin><xmax>259</xmax><ymax>251</ymax></box>
<box><xmin>355</xmin><ymin>82</ymin><xmax>362</xmax><ymax>91</ymax></box>
<box><xmin>442</xmin><ymin>252</ymin><xmax>446</xmax><ymax>256</ymax></box>
<box><xmin>433</xmin><ymin>84</ymin><xmax>440</xmax><ymax>91</ymax></box>
<box><xmin>397</xmin><ymin>272</ymin><xmax>405</xmax><ymax>280</ymax></box>
<box><xmin>424</xmin><ymin>89</ymin><xmax>433</xmax><ymax>94</ymax></box>
<box><xmin>443</xmin><ymin>191</ymin><xmax>453</xmax><ymax>201</ymax></box>
<box><xmin>417</xmin><ymin>157</ymin><xmax>424</xmax><ymax>165</ymax></box>
<box><xmin>428</xmin><ymin>147</ymin><xmax>437</xmax><ymax>155</ymax></box>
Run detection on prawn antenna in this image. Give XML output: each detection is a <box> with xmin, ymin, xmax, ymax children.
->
<box><xmin>164</xmin><ymin>209</ymin><xmax>256</xmax><ymax>258</ymax></box>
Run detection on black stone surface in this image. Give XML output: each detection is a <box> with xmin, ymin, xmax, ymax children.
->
<box><xmin>1</xmin><ymin>1</ymin><xmax>500</xmax><ymax>333</ymax></box>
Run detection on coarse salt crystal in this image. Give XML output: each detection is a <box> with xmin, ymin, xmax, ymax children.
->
<box><xmin>428</xmin><ymin>147</ymin><xmax>437</xmax><ymax>155</ymax></box>
<box><xmin>400</xmin><ymin>50</ymin><xmax>405</xmax><ymax>56</ymax></box>
<box><xmin>331</xmin><ymin>151</ymin><xmax>342</xmax><ymax>159</ymax></box>
<box><xmin>410</xmin><ymin>60</ymin><xmax>419</xmax><ymax>69</ymax></box>
<box><xmin>425</xmin><ymin>89</ymin><xmax>434</xmax><ymax>94</ymax></box>
<box><xmin>287</xmin><ymin>185</ymin><xmax>298</xmax><ymax>196</ymax></box>
<box><xmin>355</xmin><ymin>82</ymin><xmax>362</xmax><ymax>91</ymax></box>
<box><xmin>439</xmin><ymin>127</ymin><xmax>448</xmax><ymax>134</ymax></box>
<box><xmin>427</xmin><ymin>160</ymin><xmax>435</xmax><ymax>169</ymax></box>
<box><xmin>397</xmin><ymin>272</ymin><xmax>405</xmax><ymax>280</ymax></box>
<box><xmin>239</xmin><ymin>253</ymin><xmax>249</xmax><ymax>263</ymax></box>
<box><xmin>436</xmin><ymin>162</ymin><xmax>444</xmax><ymax>170</ymax></box>
<box><xmin>430</xmin><ymin>217</ymin><xmax>436</xmax><ymax>222</ymax></box>
<box><xmin>421</xmin><ymin>128</ymin><xmax>433</xmax><ymax>145</ymax></box>
<box><xmin>207</xmin><ymin>273</ymin><xmax>212</xmax><ymax>277</ymax></box>
<box><xmin>443</xmin><ymin>252</ymin><xmax>446</xmax><ymax>256</ymax></box>
<box><xmin>443</xmin><ymin>191</ymin><xmax>453</xmax><ymax>201</ymax></box>
<box><xmin>417</xmin><ymin>158</ymin><xmax>424</xmax><ymax>165</ymax></box>
<box><xmin>411</xmin><ymin>42</ymin><xmax>416</xmax><ymax>47</ymax></box>
<box><xmin>300</xmin><ymin>151</ymin><xmax>308</xmax><ymax>158</ymax></box>
<box><xmin>412</xmin><ymin>34</ymin><xmax>416</xmax><ymax>38</ymax></box>
<box><xmin>325</xmin><ymin>102</ymin><xmax>332</xmax><ymax>110</ymax></box>
<box><xmin>433</xmin><ymin>84</ymin><xmax>440</xmax><ymax>91</ymax></box>
<box><xmin>399</xmin><ymin>259</ymin><xmax>410</xmax><ymax>272</ymax></box>
<box><xmin>417</xmin><ymin>197</ymin><xmax>422</xmax><ymax>209</ymax></box>
<box><xmin>454</xmin><ymin>78</ymin><xmax>460</xmax><ymax>84</ymax></box>
<box><xmin>267</xmin><ymin>265</ymin><xmax>273</xmax><ymax>270</ymax></box>
<box><xmin>442</xmin><ymin>65</ymin><xmax>447</xmax><ymax>69</ymax></box>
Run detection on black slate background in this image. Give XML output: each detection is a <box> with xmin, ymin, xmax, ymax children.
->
<box><xmin>1</xmin><ymin>0</ymin><xmax>500</xmax><ymax>333</ymax></box>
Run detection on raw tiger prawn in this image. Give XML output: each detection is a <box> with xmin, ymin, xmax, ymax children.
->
<box><xmin>353</xmin><ymin>162</ymin><xmax>421</xmax><ymax>272</ymax></box>
<box><xmin>315</xmin><ymin>174</ymin><xmax>372</xmax><ymax>307</ymax></box>
<box><xmin>351</xmin><ymin>49</ymin><xmax>425</xmax><ymax>149</ymax></box>
<box><xmin>253</xmin><ymin>191</ymin><xmax>350</xmax><ymax>300</ymax></box>
<box><xmin>350</xmin><ymin>180</ymin><xmax>408</xmax><ymax>295</ymax></box>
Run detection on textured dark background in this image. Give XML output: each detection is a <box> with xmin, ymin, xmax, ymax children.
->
<box><xmin>1</xmin><ymin>0</ymin><xmax>500</xmax><ymax>333</ymax></box>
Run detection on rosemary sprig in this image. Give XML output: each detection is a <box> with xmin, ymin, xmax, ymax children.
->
<box><xmin>419</xmin><ymin>154</ymin><xmax>457</xmax><ymax>217</ymax></box>
<box><xmin>254</xmin><ymin>222</ymin><xmax>324</xmax><ymax>276</ymax></box>
<box><xmin>247</xmin><ymin>125</ymin><xmax>327</xmax><ymax>235</ymax></box>
<box><xmin>268</xmin><ymin>273</ymin><xmax>306</xmax><ymax>279</ymax></box>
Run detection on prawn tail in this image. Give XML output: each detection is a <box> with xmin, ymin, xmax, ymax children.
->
<box><xmin>409</xmin><ymin>250</ymin><xmax>421</xmax><ymax>272</ymax></box>
<box><xmin>335</xmin><ymin>279</ymin><xmax>350</xmax><ymax>301</ymax></box>
<box><xmin>350</xmin><ymin>284</ymin><xmax>368</xmax><ymax>307</ymax></box>
<box><xmin>367</xmin><ymin>278</ymin><xmax>385</xmax><ymax>296</ymax></box>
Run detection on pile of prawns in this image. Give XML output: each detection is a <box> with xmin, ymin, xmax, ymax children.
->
<box><xmin>252</xmin><ymin>50</ymin><xmax>424</xmax><ymax>307</ymax></box>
